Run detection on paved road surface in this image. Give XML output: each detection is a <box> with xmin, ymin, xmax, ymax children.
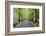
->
<box><xmin>15</xmin><ymin>20</ymin><xmax>34</xmax><ymax>27</ymax></box>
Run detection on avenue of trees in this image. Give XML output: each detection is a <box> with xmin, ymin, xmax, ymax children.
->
<box><xmin>13</xmin><ymin>8</ymin><xmax>39</xmax><ymax>25</ymax></box>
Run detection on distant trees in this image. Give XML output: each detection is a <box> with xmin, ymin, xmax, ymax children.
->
<box><xmin>13</xmin><ymin>8</ymin><xmax>39</xmax><ymax>24</ymax></box>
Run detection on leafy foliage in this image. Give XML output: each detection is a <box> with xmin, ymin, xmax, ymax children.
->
<box><xmin>13</xmin><ymin>8</ymin><xmax>39</xmax><ymax>24</ymax></box>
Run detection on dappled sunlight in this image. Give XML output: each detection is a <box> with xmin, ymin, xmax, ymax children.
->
<box><xmin>13</xmin><ymin>8</ymin><xmax>39</xmax><ymax>28</ymax></box>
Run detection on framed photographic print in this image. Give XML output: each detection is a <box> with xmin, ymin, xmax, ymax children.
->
<box><xmin>5</xmin><ymin>1</ymin><xmax>45</xmax><ymax>36</ymax></box>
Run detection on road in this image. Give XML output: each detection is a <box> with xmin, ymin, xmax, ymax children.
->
<box><xmin>15</xmin><ymin>20</ymin><xmax>34</xmax><ymax>27</ymax></box>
